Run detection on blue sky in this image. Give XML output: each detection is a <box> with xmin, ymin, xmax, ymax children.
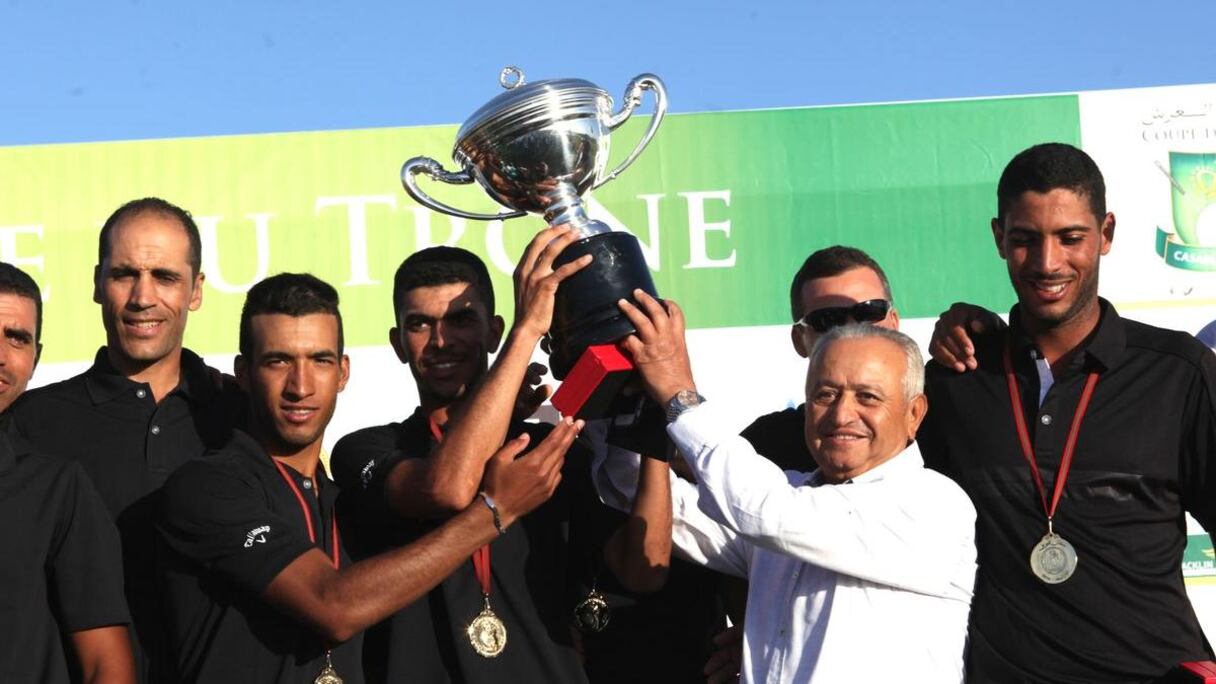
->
<box><xmin>2</xmin><ymin>0</ymin><xmax>1213</xmax><ymax>145</ymax></box>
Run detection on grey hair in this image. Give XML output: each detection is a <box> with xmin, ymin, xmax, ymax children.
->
<box><xmin>807</xmin><ymin>323</ymin><xmax>924</xmax><ymax>400</ymax></box>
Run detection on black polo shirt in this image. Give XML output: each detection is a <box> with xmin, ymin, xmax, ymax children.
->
<box><xmin>0</xmin><ymin>429</ymin><xmax>128</xmax><ymax>684</ymax></box>
<box><xmin>332</xmin><ymin>409</ymin><xmax>617</xmax><ymax>684</ymax></box>
<box><xmin>157</xmin><ymin>429</ymin><xmax>363</xmax><ymax>683</ymax></box>
<box><xmin>740</xmin><ymin>404</ymin><xmax>813</xmax><ymax>472</ymax></box>
<box><xmin>7</xmin><ymin>347</ymin><xmax>244</xmax><ymax>681</ymax></box>
<box><xmin>577</xmin><ymin>556</ymin><xmax>725</xmax><ymax>684</ymax></box>
<box><xmin>920</xmin><ymin>299</ymin><xmax>1216</xmax><ymax>683</ymax></box>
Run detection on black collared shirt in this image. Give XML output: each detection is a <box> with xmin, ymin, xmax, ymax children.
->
<box><xmin>157</xmin><ymin>429</ymin><xmax>363</xmax><ymax>684</ymax></box>
<box><xmin>7</xmin><ymin>347</ymin><xmax>245</xmax><ymax>682</ymax></box>
<box><xmin>0</xmin><ymin>430</ymin><xmax>129</xmax><ymax>684</ymax></box>
<box><xmin>332</xmin><ymin>409</ymin><xmax>616</xmax><ymax>684</ymax></box>
<box><xmin>920</xmin><ymin>299</ymin><xmax>1216</xmax><ymax>683</ymax></box>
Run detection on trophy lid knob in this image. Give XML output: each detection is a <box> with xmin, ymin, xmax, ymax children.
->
<box><xmin>499</xmin><ymin>66</ymin><xmax>525</xmax><ymax>90</ymax></box>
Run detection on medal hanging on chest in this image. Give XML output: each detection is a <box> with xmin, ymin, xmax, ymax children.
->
<box><xmin>466</xmin><ymin>545</ymin><xmax>508</xmax><ymax>657</ymax></box>
<box><xmin>426</xmin><ymin>419</ymin><xmax>509</xmax><ymax>657</ymax></box>
<box><xmin>272</xmin><ymin>460</ymin><xmax>345</xmax><ymax>684</ymax></box>
<box><xmin>573</xmin><ymin>581</ymin><xmax>611</xmax><ymax>633</ymax></box>
<box><xmin>1002</xmin><ymin>343</ymin><xmax>1099</xmax><ymax>585</ymax></box>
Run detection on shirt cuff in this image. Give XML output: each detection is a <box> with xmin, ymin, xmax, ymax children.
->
<box><xmin>666</xmin><ymin>401</ymin><xmax>729</xmax><ymax>460</ymax></box>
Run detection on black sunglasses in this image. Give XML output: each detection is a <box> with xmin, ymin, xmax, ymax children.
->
<box><xmin>798</xmin><ymin>299</ymin><xmax>891</xmax><ymax>333</ymax></box>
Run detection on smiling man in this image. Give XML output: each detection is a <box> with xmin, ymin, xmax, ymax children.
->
<box><xmin>594</xmin><ymin>303</ymin><xmax>976</xmax><ymax>683</ymax></box>
<box><xmin>156</xmin><ymin>273</ymin><xmax>582</xmax><ymax>683</ymax></box>
<box><xmin>741</xmin><ymin>246</ymin><xmax>899</xmax><ymax>471</ymax></box>
<box><xmin>7</xmin><ymin>197</ymin><xmax>245</xmax><ymax>682</ymax></box>
<box><xmin>918</xmin><ymin>143</ymin><xmax>1216</xmax><ymax>682</ymax></box>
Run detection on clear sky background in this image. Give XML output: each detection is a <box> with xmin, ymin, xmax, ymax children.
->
<box><xmin>3</xmin><ymin>0</ymin><xmax>1213</xmax><ymax>146</ymax></box>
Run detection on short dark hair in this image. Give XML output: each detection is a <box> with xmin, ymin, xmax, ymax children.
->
<box><xmin>997</xmin><ymin>143</ymin><xmax>1106</xmax><ymax>224</ymax></box>
<box><xmin>239</xmin><ymin>273</ymin><xmax>343</xmax><ymax>358</ymax></box>
<box><xmin>0</xmin><ymin>263</ymin><xmax>42</xmax><ymax>343</ymax></box>
<box><xmin>99</xmin><ymin>197</ymin><xmax>203</xmax><ymax>275</ymax></box>
<box><xmin>392</xmin><ymin>246</ymin><xmax>495</xmax><ymax>321</ymax></box>
<box><xmin>788</xmin><ymin>246</ymin><xmax>893</xmax><ymax>321</ymax></box>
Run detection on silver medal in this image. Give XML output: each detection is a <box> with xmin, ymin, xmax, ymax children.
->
<box><xmin>1029</xmin><ymin>532</ymin><xmax>1078</xmax><ymax>584</ymax></box>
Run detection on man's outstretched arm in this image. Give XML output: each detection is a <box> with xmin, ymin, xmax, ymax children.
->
<box><xmin>264</xmin><ymin>419</ymin><xmax>582</xmax><ymax>642</ymax></box>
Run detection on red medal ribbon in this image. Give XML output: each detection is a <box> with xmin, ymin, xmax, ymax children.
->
<box><xmin>429</xmin><ymin>417</ymin><xmax>494</xmax><ymax>599</ymax></box>
<box><xmin>1002</xmin><ymin>341</ymin><xmax>1100</xmax><ymax>523</ymax></box>
<box><xmin>271</xmin><ymin>459</ymin><xmax>340</xmax><ymax>569</ymax></box>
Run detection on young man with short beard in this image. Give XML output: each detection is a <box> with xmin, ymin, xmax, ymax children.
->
<box><xmin>920</xmin><ymin>143</ymin><xmax>1216</xmax><ymax>681</ymax></box>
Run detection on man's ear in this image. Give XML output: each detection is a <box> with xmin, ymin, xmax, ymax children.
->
<box><xmin>488</xmin><ymin>315</ymin><xmax>506</xmax><ymax>354</ymax></box>
<box><xmin>189</xmin><ymin>271</ymin><xmax>205</xmax><ymax>312</ymax></box>
<box><xmin>234</xmin><ymin>355</ymin><xmax>249</xmax><ymax>391</ymax></box>
<box><xmin>991</xmin><ymin>218</ymin><xmax>1007</xmax><ymax>260</ymax></box>
<box><xmin>1100</xmin><ymin>212</ymin><xmax>1116</xmax><ymax>256</ymax></box>
<box><xmin>92</xmin><ymin>264</ymin><xmax>102</xmax><ymax>304</ymax></box>
<box><xmin>338</xmin><ymin>355</ymin><xmax>351</xmax><ymax>392</ymax></box>
<box><xmin>791</xmin><ymin>325</ymin><xmax>809</xmax><ymax>358</ymax></box>
<box><xmin>907</xmin><ymin>393</ymin><xmax>929</xmax><ymax>439</ymax></box>
<box><xmin>389</xmin><ymin>327</ymin><xmax>409</xmax><ymax>365</ymax></box>
<box><xmin>33</xmin><ymin>343</ymin><xmax>42</xmax><ymax>370</ymax></box>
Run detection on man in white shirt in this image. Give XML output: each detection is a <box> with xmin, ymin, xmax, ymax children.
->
<box><xmin>596</xmin><ymin>291</ymin><xmax>977</xmax><ymax>683</ymax></box>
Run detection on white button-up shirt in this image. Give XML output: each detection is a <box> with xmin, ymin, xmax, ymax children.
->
<box><xmin>593</xmin><ymin>403</ymin><xmax>977</xmax><ymax>684</ymax></box>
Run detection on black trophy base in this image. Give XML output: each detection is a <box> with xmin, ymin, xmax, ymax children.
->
<box><xmin>548</xmin><ymin>231</ymin><xmax>659</xmax><ymax>380</ymax></box>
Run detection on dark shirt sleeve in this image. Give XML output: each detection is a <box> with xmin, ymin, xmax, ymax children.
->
<box><xmin>158</xmin><ymin>461</ymin><xmax>315</xmax><ymax>595</ymax></box>
<box><xmin>331</xmin><ymin>427</ymin><xmax>407</xmax><ymax>493</ymax></box>
<box><xmin>49</xmin><ymin>461</ymin><xmax>130</xmax><ymax>632</ymax></box>
<box><xmin>1181</xmin><ymin>348</ymin><xmax>1216</xmax><ymax>532</ymax></box>
<box><xmin>330</xmin><ymin>426</ymin><xmax>419</xmax><ymax>529</ymax></box>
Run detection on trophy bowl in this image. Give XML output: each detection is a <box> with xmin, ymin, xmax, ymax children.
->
<box><xmin>402</xmin><ymin>67</ymin><xmax>668</xmax><ymax>379</ymax></box>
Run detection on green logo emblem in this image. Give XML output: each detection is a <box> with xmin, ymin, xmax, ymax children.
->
<box><xmin>1156</xmin><ymin>152</ymin><xmax>1216</xmax><ymax>271</ymax></box>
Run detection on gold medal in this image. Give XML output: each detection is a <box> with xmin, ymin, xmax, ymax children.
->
<box><xmin>1029</xmin><ymin>531</ymin><xmax>1078</xmax><ymax>584</ymax></box>
<box><xmin>573</xmin><ymin>587</ymin><xmax>611</xmax><ymax>633</ymax></box>
<box><xmin>314</xmin><ymin>650</ymin><xmax>344</xmax><ymax>684</ymax></box>
<box><xmin>467</xmin><ymin>596</ymin><xmax>508</xmax><ymax>658</ymax></box>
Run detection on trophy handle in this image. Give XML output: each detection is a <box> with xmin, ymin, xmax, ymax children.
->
<box><xmin>593</xmin><ymin>74</ymin><xmax>668</xmax><ymax>190</ymax></box>
<box><xmin>402</xmin><ymin>157</ymin><xmax>527</xmax><ymax>221</ymax></box>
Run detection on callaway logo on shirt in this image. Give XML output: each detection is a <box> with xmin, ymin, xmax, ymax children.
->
<box><xmin>244</xmin><ymin>525</ymin><xmax>270</xmax><ymax>548</ymax></box>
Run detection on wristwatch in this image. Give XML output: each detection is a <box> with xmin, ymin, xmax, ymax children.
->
<box><xmin>664</xmin><ymin>389</ymin><xmax>706</xmax><ymax>423</ymax></box>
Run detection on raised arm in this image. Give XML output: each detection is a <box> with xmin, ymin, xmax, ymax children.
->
<box><xmin>386</xmin><ymin>225</ymin><xmax>591</xmax><ymax>515</ymax></box>
<box><xmin>616</xmin><ymin>290</ymin><xmax>974</xmax><ymax>597</ymax></box>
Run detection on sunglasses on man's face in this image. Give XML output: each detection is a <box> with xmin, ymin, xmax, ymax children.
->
<box><xmin>797</xmin><ymin>299</ymin><xmax>891</xmax><ymax>333</ymax></box>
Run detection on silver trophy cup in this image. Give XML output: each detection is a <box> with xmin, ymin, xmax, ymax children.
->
<box><xmin>402</xmin><ymin>67</ymin><xmax>668</xmax><ymax>379</ymax></box>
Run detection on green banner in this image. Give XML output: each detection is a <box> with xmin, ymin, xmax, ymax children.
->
<box><xmin>0</xmin><ymin>95</ymin><xmax>1079</xmax><ymax>363</ymax></box>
